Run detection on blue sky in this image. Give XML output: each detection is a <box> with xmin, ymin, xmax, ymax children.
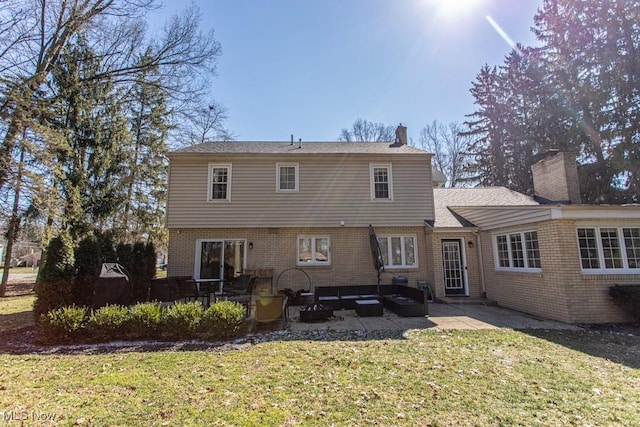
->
<box><xmin>153</xmin><ymin>0</ymin><xmax>543</xmax><ymax>142</ymax></box>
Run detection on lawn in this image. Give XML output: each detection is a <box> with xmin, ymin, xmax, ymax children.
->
<box><xmin>1</xmin><ymin>295</ymin><xmax>639</xmax><ymax>426</ymax></box>
<box><xmin>0</xmin><ymin>266</ymin><xmax>38</xmax><ymax>275</ymax></box>
<box><xmin>0</xmin><ymin>294</ymin><xmax>35</xmax><ymax>333</ymax></box>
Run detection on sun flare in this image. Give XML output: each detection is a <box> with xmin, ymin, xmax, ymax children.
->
<box><xmin>423</xmin><ymin>0</ymin><xmax>487</xmax><ymax>23</ymax></box>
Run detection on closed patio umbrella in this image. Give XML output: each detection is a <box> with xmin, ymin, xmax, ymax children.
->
<box><xmin>368</xmin><ymin>225</ymin><xmax>385</xmax><ymax>293</ymax></box>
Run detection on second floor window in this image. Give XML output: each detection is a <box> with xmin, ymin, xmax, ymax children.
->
<box><xmin>370</xmin><ymin>163</ymin><xmax>393</xmax><ymax>200</ymax></box>
<box><xmin>277</xmin><ymin>163</ymin><xmax>298</xmax><ymax>192</ymax></box>
<box><xmin>208</xmin><ymin>164</ymin><xmax>231</xmax><ymax>201</ymax></box>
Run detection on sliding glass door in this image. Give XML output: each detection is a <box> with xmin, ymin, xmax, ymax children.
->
<box><xmin>195</xmin><ymin>239</ymin><xmax>246</xmax><ymax>282</ymax></box>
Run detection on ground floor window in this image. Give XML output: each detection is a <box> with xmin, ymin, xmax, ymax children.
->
<box><xmin>577</xmin><ymin>226</ymin><xmax>640</xmax><ymax>272</ymax></box>
<box><xmin>297</xmin><ymin>236</ymin><xmax>330</xmax><ymax>266</ymax></box>
<box><xmin>378</xmin><ymin>235</ymin><xmax>417</xmax><ymax>268</ymax></box>
<box><xmin>493</xmin><ymin>230</ymin><xmax>541</xmax><ymax>272</ymax></box>
<box><xmin>195</xmin><ymin>239</ymin><xmax>246</xmax><ymax>281</ymax></box>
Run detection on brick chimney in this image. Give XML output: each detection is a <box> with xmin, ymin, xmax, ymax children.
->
<box><xmin>531</xmin><ymin>150</ymin><xmax>581</xmax><ymax>204</ymax></box>
<box><xmin>390</xmin><ymin>123</ymin><xmax>407</xmax><ymax>147</ymax></box>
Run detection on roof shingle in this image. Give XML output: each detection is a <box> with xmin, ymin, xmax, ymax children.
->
<box><xmin>433</xmin><ymin>187</ymin><xmax>539</xmax><ymax>228</ymax></box>
<box><xmin>170</xmin><ymin>141</ymin><xmax>428</xmax><ymax>155</ymax></box>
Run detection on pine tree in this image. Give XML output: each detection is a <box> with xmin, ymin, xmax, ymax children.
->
<box><xmin>48</xmin><ymin>38</ymin><xmax>129</xmax><ymax>241</ymax></box>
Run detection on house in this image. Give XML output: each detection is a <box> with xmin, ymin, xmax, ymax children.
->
<box><xmin>166</xmin><ymin>128</ymin><xmax>640</xmax><ymax>324</ymax></box>
<box><xmin>166</xmin><ymin>126</ymin><xmax>435</xmax><ymax>291</ymax></box>
<box><xmin>429</xmin><ymin>151</ymin><xmax>640</xmax><ymax>324</ymax></box>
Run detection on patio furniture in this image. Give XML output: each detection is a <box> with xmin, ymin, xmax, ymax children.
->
<box><xmin>355</xmin><ymin>299</ymin><xmax>383</xmax><ymax>317</ymax></box>
<box><xmin>192</xmin><ymin>280</ymin><xmax>216</xmax><ymax>307</ymax></box>
<box><xmin>314</xmin><ymin>284</ymin><xmax>428</xmax><ymax>316</ymax></box>
<box><xmin>245</xmin><ymin>268</ymin><xmax>274</xmax><ymax>293</ymax></box>
<box><xmin>255</xmin><ymin>294</ymin><xmax>288</xmax><ymax>328</ymax></box>
<box><xmin>223</xmin><ymin>275</ymin><xmax>256</xmax><ymax>316</ymax></box>
<box><xmin>173</xmin><ymin>276</ymin><xmax>198</xmax><ymax>303</ymax></box>
<box><xmin>149</xmin><ymin>278</ymin><xmax>180</xmax><ymax>302</ymax></box>
<box><xmin>315</xmin><ymin>286</ymin><xmax>341</xmax><ymax>310</ymax></box>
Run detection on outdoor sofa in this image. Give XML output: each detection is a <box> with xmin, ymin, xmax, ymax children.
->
<box><xmin>314</xmin><ymin>284</ymin><xmax>428</xmax><ymax>317</ymax></box>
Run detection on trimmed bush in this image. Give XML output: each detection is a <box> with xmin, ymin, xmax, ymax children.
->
<box><xmin>39</xmin><ymin>232</ymin><xmax>75</xmax><ymax>284</ymax></box>
<box><xmin>201</xmin><ymin>301</ymin><xmax>246</xmax><ymax>339</ymax></box>
<box><xmin>609</xmin><ymin>285</ymin><xmax>640</xmax><ymax>321</ymax></box>
<box><xmin>88</xmin><ymin>305</ymin><xmax>130</xmax><ymax>340</ymax></box>
<box><xmin>166</xmin><ymin>301</ymin><xmax>204</xmax><ymax>339</ymax></box>
<box><xmin>128</xmin><ymin>302</ymin><xmax>166</xmax><ymax>338</ymax></box>
<box><xmin>33</xmin><ymin>279</ymin><xmax>75</xmax><ymax>321</ymax></box>
<box><xmin>37</xmin><ymin>305</ymin><xmax>89</xmax><ymax>344</ymax></box>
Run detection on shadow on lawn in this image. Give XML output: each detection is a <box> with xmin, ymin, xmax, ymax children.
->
<box><xmin>0</xmin><ymin>311</ymin><xmax>35</xmax><ymax>334</ymax></box>
<box><xmin>524</xmin><ymin>329</ymin><xmax>640</xmax><ymax>370</ymax></box>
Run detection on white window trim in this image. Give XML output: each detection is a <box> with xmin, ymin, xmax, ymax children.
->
<box><xmin>276</xmin><ymin>162</ymin><xmax>299</xmax><ymax>193</ymax></box>
<box><xmin>576</xmin><ymin>226</ymin><xmax>640</xmax><ymax>274</ymax></box>
<box><xmin>193</xmin><ymin>238</ymin><xmax>247</xmax><ymax>283</ymax></box>
<box><xmin>492</xmin><ymin>230</ymin><xmax>542</xmax><ymax>273</ymax></box>
<box><xmin>207</xmin><ymin>163</ymin><xmax>232</xmax><ymax>202</ymax></box>
<box><xmin>296</xmin><ymin>235</ymin><xmax>331</xmax><ymax>266</ymax></box>
<box><xmin>369</xmin><ymin>163</ymin><xmax>394</xmax><ymax>201</ymax></box>
<box><xmin>378</xmin><ymin>234</ymin><xmax>419</xmax><ymax>269</ymax></box>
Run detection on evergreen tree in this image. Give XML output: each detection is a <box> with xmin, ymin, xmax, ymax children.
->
<box><xmin>463</xmin><ymin>64</ymin><xmax>509</xmax><ymax>187</ymax></box>
<box><xmin>535</xmin><ymin>0</ymin><xmax>639</xmax><ymax>202</ymax></box>
<box><xmin>48</xmin><ymin>38</ymin><xmax>129</xmax><ymax>240</ymax></box>
<box><xmin>465</xmin><ymin>0</ymin><xmax>639</xmax><ymax>203</ymax></box>
<box><xmin>39</xmin><ymin>231</ymin><xmax>75</xmax><ymax>284</ymax></box>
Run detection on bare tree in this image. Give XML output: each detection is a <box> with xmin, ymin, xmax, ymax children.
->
<box><xmin>338</xmin><ymin>118</ymin><xmax>395</xmax><ymax>142</ymax></box>
<box><xmin>0</xmin><ymin>0</ymin><xmax>222</xmax><ymax>190</ymax></box>
<box><xmin>417</xmin><ymin>121</ymin><xmax>473</xmax><ymax>187</ymax></box>
<box><xmin>178</xmin><ymin>100</ymin><xmax>236</xmax><ymax>146</ymax></box>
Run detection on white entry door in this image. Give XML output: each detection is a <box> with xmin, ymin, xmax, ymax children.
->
<box><xmin>442</xmin><ymin>239</ymin><xmax>467</xmax><ymax>296</ymax></box>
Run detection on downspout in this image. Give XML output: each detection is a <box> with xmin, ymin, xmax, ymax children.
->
<box><xmin>472</xmin><ymin>230</ymin><xmax>486</xmax><ymax>298</ymax></box>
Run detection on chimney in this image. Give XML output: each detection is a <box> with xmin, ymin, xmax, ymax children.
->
<box><xmin>390</xmin><ymin>123</ymin><xmax>407</xmax><ymax>147</ymax></box>
<box><xmin>531</xmin><ymin>150</ymin><xmax>581</xmax><ymax>204</ymax></box>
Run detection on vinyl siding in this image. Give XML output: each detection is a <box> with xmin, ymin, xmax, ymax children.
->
<box><xmin>167</xmin><ymin>153</ymin><xmax>434</xmax><ymax>228</ymax></box>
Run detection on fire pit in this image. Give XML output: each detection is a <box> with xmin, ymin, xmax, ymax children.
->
<box><xmin>299</xmin><ymin>303</ymin><xmax>333</xmax><ymax>322</ymax></box>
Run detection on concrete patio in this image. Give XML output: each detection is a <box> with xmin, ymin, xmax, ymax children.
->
<box><xmin>286</xmin><ymin>301</ymin><xmax>579</xmax><ymax>332</ymax></box>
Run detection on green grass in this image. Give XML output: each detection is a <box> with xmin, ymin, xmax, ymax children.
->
<box><xmin>1</xmin><ymin>297</ymin><xmax>639</xmax><ymax>426</ymax></box>
<box><xmin>0</xmin><ymin>295</ymin><xmax>35</xmax><ymax>333</ymax></box>
<box><xmin>0</xmin><ymin>266</ymin><xmax>38</xmax><ymax>275</ymax></box>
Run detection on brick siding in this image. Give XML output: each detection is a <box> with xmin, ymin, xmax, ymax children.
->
<box><xmin>167</xmin><ymin>226</ymin><xmax>429</xmax><ymax>291</ymax></box>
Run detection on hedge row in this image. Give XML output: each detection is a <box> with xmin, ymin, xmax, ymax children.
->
<box><xmin>37</xmin><ymin>300</ymin><xmax>247</xmax><ymax>344</ymax></box>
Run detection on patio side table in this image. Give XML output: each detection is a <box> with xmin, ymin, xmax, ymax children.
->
<box><xmin>355</xmin><ymin>299</ymin><xmax>383</xmax><ymax>317</ymax></box>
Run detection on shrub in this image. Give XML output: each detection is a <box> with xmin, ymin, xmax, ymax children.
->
<box><xmin>201</xmin><ymin>301</ymin><xmax>246</xmax><ymax>339</ymax></box>
<box><xmin>143</xmin><ymin>242</ymin><xmax>157</xmax><ymax>282</ymax></box>
<box><xmin>74</xmin><ymin>234</ymin><xmax>103</xmax><ymax>278</ymax></box>
<box><xmin>128</xmin><ymin>302</ymin><xmax>166</xmax><ymax>338</ymax></box>
<box><xmin>166</xmin><ymin>301</ymin><xmax>204</xmax><ymax>339</ymax></box>
<box><xmin>609</xmin><ymin>285</ymin><xmax>640</xmax><ymax>321</ymax></box>
<box><xmin>39</xmin><ymin>232</ymin><xmax>75</xmax><ymax>284</ymax></box>
<box><xmin>88</xmin><ymin>305</ymin><xmax>131</xmax><ymax>340</ymax></box>
<box><xmin>37</xmin><ymin>305</ymin><xmax>89</xmax><ymax>344</ymax></box>
<box><xmin>33</xmin><ymin>279</ymin><xmax>75</xmax><ymax>321</ymax></box>
<box><xmin>96</xmin><ymin>230</ymin><xmax>117</xmax><ymax>263</ymax></box>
